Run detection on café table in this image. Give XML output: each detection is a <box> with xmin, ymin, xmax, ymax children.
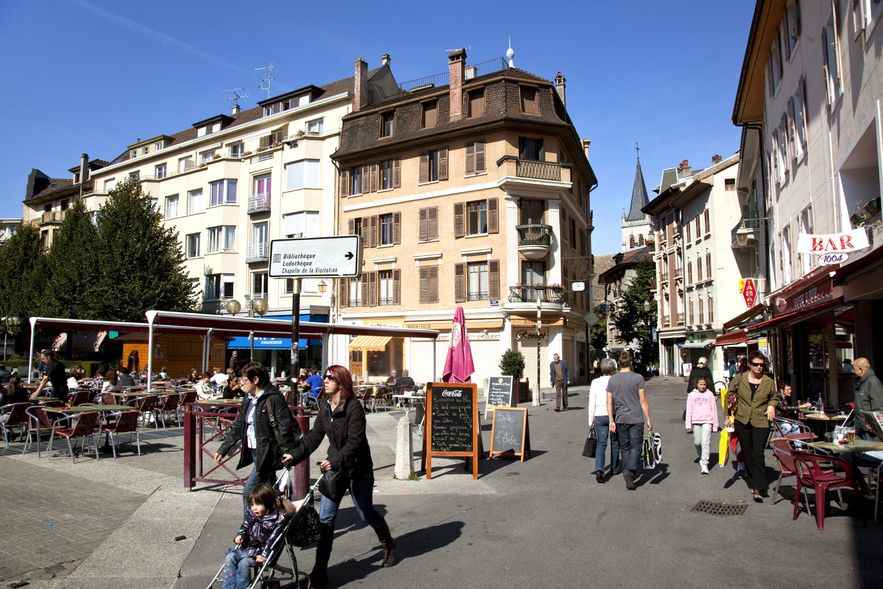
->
<box><xmin>43</xmin><ymin>404</ymin><xmax>138</xmax><ymax>456</ymax></box>
<box><xmin>807</xmin><ymin>438</ymin><xmax>883</xmax><ymax>523</ymax></box>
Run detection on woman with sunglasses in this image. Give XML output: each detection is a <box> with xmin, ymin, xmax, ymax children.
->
<box><xmin>728</xmin><ymin>351</ymin><xmax>778</xmax><ymax>502</ymax></box>
<box><xmin>288</xmin><ymin>364</ymin><xmax>396</xmax><ymax>588</ymax></box>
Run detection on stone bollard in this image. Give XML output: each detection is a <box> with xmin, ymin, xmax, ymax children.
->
<box><xmin>394</xmin><ymin>410</ymin><xmax>414</xmax><ymax>480</ymax></box>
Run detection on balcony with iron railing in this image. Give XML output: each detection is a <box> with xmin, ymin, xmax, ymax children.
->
<box><xmin>40</xmin><ymin>210</ymin><xmax>67</xmax><ymax>225</ymax></box>
<box><xmin>248</xmin><ymin>194</ymin><xmax>271</xmax><ymax>214</ymax></box>
<box><xmin>504</xmin><ymin>284</ymin><xmax>569</xmax><ymax>314</ymax></box>
<box><xmin>516</xmin><ymin>223</ymin><xmax>553</xmax><ymax>260</ymax></box>
<box><xmin>246</xmin><ymin>241</ymin><xmax>269</xmax><ymax>263</ymax></box>
<box><xmin>497</xmin><ymin>156</ymin><xmax>572</xmax><ymax>190</ymax></box>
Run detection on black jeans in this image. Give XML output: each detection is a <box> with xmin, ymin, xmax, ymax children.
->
<box><xmin>734</xmin><ymin>421</ymin><xmax>769</xmax><ymax>492</ymax></box>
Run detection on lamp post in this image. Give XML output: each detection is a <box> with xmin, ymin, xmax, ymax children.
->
<box><xmin>2</xmin><ymin>316</ymin><xmax>20</xmax><ymax>362</ymax></box>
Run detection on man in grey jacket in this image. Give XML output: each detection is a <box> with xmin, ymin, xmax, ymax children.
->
<box><xmin>854</xmin><ymin>357</ymin><xmax>883</xmax><ymax>411</ymax></box>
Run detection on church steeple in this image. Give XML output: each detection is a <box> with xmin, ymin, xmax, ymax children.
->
<box><xmin>625</xmin><ymin>143</ymin><xmax>650</xmax><ymax>222</ymax></box>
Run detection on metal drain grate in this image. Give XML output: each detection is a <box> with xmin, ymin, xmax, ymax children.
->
<box><xmin>691</xmin><ymin>500</ymin><xmax>749</xmax><ymax>516</ymax></box>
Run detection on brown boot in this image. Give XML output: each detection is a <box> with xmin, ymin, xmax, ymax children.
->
<box><xmin>373</xmin><ymin>521</ymin><xmax>398</xmax><ymax>567</ymax></box>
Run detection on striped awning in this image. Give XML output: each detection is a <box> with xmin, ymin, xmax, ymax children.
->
<box><xmin>349</xmin><ymin>335</ymin><xmax>391</xmax><ymax>352</ymax></box>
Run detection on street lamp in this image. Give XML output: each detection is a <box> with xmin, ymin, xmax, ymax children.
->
<box><xmin>534</xmin><ymin>296</ymin><xmax>543</xmax><ymax>407</ymax></box>
<box><xmin>225</xmin><ymin>299</ymin><xmax>242</xmax><ymax>316</ymax></box>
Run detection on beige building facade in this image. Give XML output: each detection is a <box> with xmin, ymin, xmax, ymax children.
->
<box><xmin>331</xmin><ymin>50</ymin><xmax>597</xmax><ymax>392</ymax></box>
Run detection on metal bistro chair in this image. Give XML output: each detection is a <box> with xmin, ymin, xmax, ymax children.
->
<box><xmin>24</xmin><ymin>405</ymin><xmax>56</xmax><ymax>457</ymax></box>
<box><xmin>128</xmin><ymin>395</ymin><xmax>160</xmax><ymax>428</ymax></box>
<box><xmin>155</xmin><ymin>393</ymin><xmax>181</xmax><ymax>428</ymax></box>
<box><xmin>67</xmin><ymin>389</ymin><xmax>92</xmax><ymax>407</ymax></box>
<box><xmin>102</xmin><ymin>410</ymin><xmax>142</xmax><ymax>459</ymax></box>
<box><xmin>177</xmin><ymin>390</ymin><xmax>197</xmax><ymax>424</ymax></box>
<box><xmin>792</xmin><ymin>450</ymin><xmax>858</xmax><ymax>530</ymax></box>
<box><xmin>0</xmin><ymin>403</ymin><xmax>31</xmax><ymax>449</ymax></box>
<box><xmin>49</xmin><ymin>411</ymin><xmax>102</xmax><ymax>463</ymax></box>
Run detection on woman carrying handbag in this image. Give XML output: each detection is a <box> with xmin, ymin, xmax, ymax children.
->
<box><xmin>586</xmin><ymin>358</ymin><xmax>620</xmax><ymax>483</ymax></box>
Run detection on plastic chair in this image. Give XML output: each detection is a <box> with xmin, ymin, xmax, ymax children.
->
<box><xmin>102</xmin><ymin>411</ymin><xmax>142</xmax><ymax>458</ymax></box>
<box><xmin>771</xmin><ymin>437</ymin><xmax>799</xmax><ymax>504</ymax></box>
<box><xmin>50</xmin><ymin>412</ymin><xmax>102</xmax><ymax>463</ymax></box>
<box><xmin>128</xmin><ymin>396</ymin><xmax>159</xmax><ymax>428</ymax></box>
<box><xmin>792</xmin><ymin>451</ymin><xmax>858</xmax><ymax>530</ymax></box>
<box><xmin>0</xmin><ymin>403</ymin><xmax>31</xmax><ymax>449</ymax></box>
<box><xmin>24</xmin><ymin>406</ymin><xmax>56</xmax><ymax>457</ymax></box>
<box><xmin>155</xmin><ymin>393</ymin><xmax>181</xmax><ymax>428</ymax></box>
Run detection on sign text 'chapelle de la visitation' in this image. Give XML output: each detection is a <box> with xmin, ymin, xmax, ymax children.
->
<box><xmin>269</xmin><ymin>235</ymin><xmax>362</xmax><ymax>279</ymax></box>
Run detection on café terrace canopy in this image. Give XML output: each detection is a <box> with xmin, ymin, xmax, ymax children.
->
<box><xmin>27</xmin><ymin>312</ymin><xmax>439</xmax><ymax>387</ymax></box>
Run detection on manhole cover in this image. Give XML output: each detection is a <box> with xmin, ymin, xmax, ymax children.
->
<box><xmin>690</xmin><ymin>500</ymin><xmax>748</xmax><ymax>516</ymax></box>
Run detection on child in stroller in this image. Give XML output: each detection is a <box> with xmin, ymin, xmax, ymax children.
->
<box><xmin>221</xmin><ymin>483</ymin><xmax>286</xmax><ymax>589</ymax></box>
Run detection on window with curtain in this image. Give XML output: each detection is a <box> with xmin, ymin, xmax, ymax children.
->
<box><xmin>378</xmin><ymin>270</ymin><xmax>394</xmax><ymax>305</ymax></box>
<box><xmin>286</xmin><ymin>160</ymin><xmax>320</xmax><ymax>190</ymax></box>
<box><xmin>467</xmin><ymin>261</ymin><xmax>489</xmax><ymax>301</ymax></box>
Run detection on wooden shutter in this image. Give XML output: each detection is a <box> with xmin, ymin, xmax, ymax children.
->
<box><xmin>393</xmin><ymin>212</ymin><xmax>401</xmax><ymax>244</ymax></box>
<box><xmin>465</xmin><ymin>143</ymin><xmax>475</xmax><ymax>175</ymax></box>
<box><xmin>393</xmin><ymin>270</ymin><xmax>401</xmax><ymax>304</ymax></box>
<box><xmin>487</xmin><ymin>198</ymin><xmax>499</xmax><ymax>234</ymax></box>
<box><xmin>454</xmin><ymin>202</ymin><xmax>465</xmax><ymax>238</ymax></box>
<box><xmin>489</xmin><ymin>260</ymin><xmax>500</xmax><ymax>300</ymax></box>
<box><xmin>372</xmin><ymin>164</ymin><xmax>380</xmax><ymax>192</ymax></box>
<box><xmin>418</xmin><ymin>209</ymin><xmax>428</xmax><ymax>242</ymax></box>
<box><xmin>393</xmin><ymin>159</ymin><xmax>401</xmax><ymax>188</ymax></box>
<box><xmin>347</xmin><ymin>218</ymin><xmax>354</xmax><ymax>235</ymax></box>
<box><xmin>370</xmin><ymin>216</ymin><xmax>379</xmax><ymax>248</ymax></box>
<box><xmin>340</xmin><ymin>169</ymin><xmax>350</xmax><ymax>197</ymax></box>
<box><xmin>438</xmin><ymin>148</ymin><xmax>448</xmax><ymax>180</ymax></box>
<box><xmin>259</xmin><ymin>134</ymin><xmax>270</xmax><ymax>150</ymax></box>
<box><xmin>419</xmin><ymin>267</ymin><xmax>429</xmax><ymax>303</ymax></box>
<box><xmin>475</xmin><ymin>142</ymin><xmax>486</xmax><ymax>172</ymax></box>
<box><xmin>360</xmin><ymin>275</ymin><xmax>369</xmax><ymax>305</ymax></box>
<box><xmin>419</xmin><ymin>153</ymin><xmax>429</xmax><ymax>183</ymax></box>
<box><xmin>429</xmin><ymin>266</ymin><xmax>439</xmax><ymax>303</ymax></box>
<box><xmin>368</xmin><ymin>272</ymin><xmax>378</xmax><ymax>306</ymax></box>
<box><xmin>455</xmin><ymin>263</ymin><xmax>466</xmax><ymax>302</ymax></box>
<box><xmin>429</xmin><ymin>207</ymin><xmax>438</xmax><ymax>240</ymax></box>
<box><xmin>338</xmin><ymin>278</ymin><xmax>349</xmax><ymax>307</ymax></box>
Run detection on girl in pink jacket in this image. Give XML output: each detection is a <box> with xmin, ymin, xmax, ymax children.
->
<box><xmin>685</xmin><ymin>376</ymin><xmax>719</xmax><ymax>474</ymax></box>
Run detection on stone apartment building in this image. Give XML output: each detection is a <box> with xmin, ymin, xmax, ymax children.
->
<box><xmin>0</xmin><ymin>218</ymin><xmax>21</xmax><ymax>242</ymax></box>
<box><xmin>22</xmin><ymin>61</ymin><xmax>400</xmax><ymax>373</ymax></box>
<box><xmin>727</xmin><ymin>0</ymin><xmax>883</xmax><ymax>405</ymax></box>
<box><xmin>644</xmin><ymin>154</ymin><xmax>745</xmax><ymax>380</ymax></box>
<box><xmin>331</xmin><ymin>49</ymin><xmax>597</xmax><ymax>390</ymax></box>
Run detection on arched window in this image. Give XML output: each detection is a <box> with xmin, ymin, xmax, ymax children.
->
<box><xmin>638</xmin><ymin>234</ymin><xmax>645</xmax><ymax>246</ymax></box>
<box><xmin>629</xmin><ymin>235</ymin><xmax>635</xmax><ymax>248</ymax></box>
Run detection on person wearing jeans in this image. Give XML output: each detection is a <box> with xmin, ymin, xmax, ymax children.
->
<box><xmin>607</xmin><ymin>351</ymin><xmax>652</xmax><ymax>491</ymax></box>
<box><xmin>587</xmin><ymin>358</ymin><xmax>620</xmax><ymax>483</ymax></box>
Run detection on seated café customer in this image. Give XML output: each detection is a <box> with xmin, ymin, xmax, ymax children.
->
<box><xmin>0</xmin><ymin>375</ymin><xmax>28</xmax><ymax>405</ymax></box>
<box><xmin>118</xmin><ymin>366</ymin><xmax>135</xmax><ymax>387</ymax></box>
<box><xmin>386</xmin><ymin>369</ymin><xmax>400</xmax><ymax>393</ymax></box>
<box><xmin>195</xmin><ymin>372</ymin><xmax>215</xmax><ymax>400</ymax></box>
<box><xmin>30</xmin><ymin>350</ymin><xmax>68</xmax><ymax>402</ymax></box>
<box><xmin>211</xmin><ymin>368</ymin><xmax>229</xmax><ymax>388</ymax></box>
<box><xmin>398</xmin><ymin>370</ymin><xmax>416</xmax><ymax>393</ymax></box>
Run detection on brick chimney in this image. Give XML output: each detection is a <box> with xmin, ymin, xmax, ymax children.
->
<box><xmin>448</xmin><ymin>48</ymin><xmax>466</xmax><ymax>121</ymax></box>
<box><xmin>554</xmin><ymin>72</ymin><xmax>566</xmax><ymax>106</ymax></box>
<box><xmin>582</xmin><ymin>139</ymin><xmax>591</xmax><ymax>160</ymax></box>
<box><xmin>353</xmin><ymin>57</ymin><xmax>368</xmax><ymax>112</ymax></box>
<box><xmin>79</xmin><ymin>153</ymin><xmax>89</xmax><ymax>184</ymax></box>
<box><xmin>711</xmin><ymin>153</ymin><xmax>722</xmax><ymax>164</ymax></box>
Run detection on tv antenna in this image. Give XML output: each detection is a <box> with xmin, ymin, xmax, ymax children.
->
<box><xmin>225</xmin><ymin>88</ymin><xmax>248</xmax><ymax>112</ymax></box>
<box><xmin>255</xmin><ymin>64</ymin><xmax>277</xmax><ymax>98</ymax></box>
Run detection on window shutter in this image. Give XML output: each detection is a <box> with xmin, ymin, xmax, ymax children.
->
<box><xmin>372</xmin><ymin>164</ymin><xmax>380</xmax><ymax>192</ymax></box>
<box><xmin>489</xmin><ymin>260</ymin><xmax>500</xmax><ymax>300</ymax></box>
<box><xmin>455</xmin><ymin>263</ymin><xmax>466</xmax><ymax>303</ymax></box>
<box><xmin>393</xmin><ymin>269</ymin><xmax>401</xmax><ymax>304</ymax></box>
<box><xmin>704</xmin><ymin>209</ymin><xmax>710</xmax><ymax>234</ymax></box>
<box><xmin>340</xmin><ymin>169</ymin><xmax>350</xmax><ymax>197</ymax></box>
<box><xmin>429</xmin><ymin>207</ymin><xmax>438</xmax><ymax>240</ymax></box>
<box><xmin>465</xmin><ymin>143</ymin><xmax>475</xmax><ymax>175</ymax></box>
<box><xmin>369</xmin><ymin>272</ymin><xmax>378</xmax><ymax>306</ymax></box>
<box><xmin>393</xmin><ymin>159</ymin><xmax>401</xmax><ymax>188</ymax></box>
<box><xmin>259</xmin><ymin>134</ymin><xmax>270</xmax><ymax>150</ymax></box>
<box><xmin>429</xmin><ymin>266</ymin><xmax>439</xmax><ymax>303</ymax></box>
<box><xmin>419</xmin><ymin>153</ymin><xmax>429</xmax><ymax>183</ymax></box>
<box><xmin>419</xmin><ymin>267</ymin><xmax>429</xmax><ymax>303</ymax></box>
<box><xmin>370</xmin><ymin>216</ymin><xmax>379</xmax><ymax>248</ymax></box>
<box><xmin>454</xmin><ymin>202</ymin><xmax>465</xmax><ymax>238</ymax></box>
<box><xmin>347</xmin><ymin>218</ymin><xmax>354</xmax><ymax>235</ymax></box>
<box><xmin>418</xmin><ymin>208</ymin><xmax>428</xmax><ymax>242</ymax></box>
<box><xmin>338</xmin><ymin>278</ymin><xmax>349</xmax><ymax>307</ymax></box>
<box><xmin>488</xmin><ymin>198</ymin><xmax>499</xmax><ymax>234</ymax></box>
<box><xmin>439</xmin><ymin>148</ymin><xmax>448</xmax><ymax>180</ymax></box>
<box><xmin>475</xmin><ymin>142</ymin><xmax>486</xmax><ymax>172</ymax></box>
<box><xmin>393</xmin><ymin>212</ymin><xmax>401</xmax><ymax>244</ymax></box>
<box><xmin>361</xmin><ymin>275</ymin><xmax>369</xmax><ymax>305</ymax></box>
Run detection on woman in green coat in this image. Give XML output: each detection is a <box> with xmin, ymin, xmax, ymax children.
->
<box><xmin>729</xmin><ymin>351</ymin><xmax>778</xmax><ymax>502</ymax></box>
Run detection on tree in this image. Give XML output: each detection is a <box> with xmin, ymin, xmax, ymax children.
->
<box><xmin>499</xmin><ymin>349</ymin><xmax>525</xmax><ymax>380</ymax></box>
<box><xmin>590</xmin><ymin>303</ymin><xmax>608</xmax><ymax>358</ymax></box>
<box><xmin>0</xmin><ymin>223</ymin><xmax>46</xmax><ymax>324</ymax></box>
<box><xmin>90</xmin><ymin>179</ymin><xmax>196</xmax><ymax>321</ymax></box>
<box><xmin>41</xmin><ymin>200</ymin><xmax>99</xmax><ymax>318</ymax></box>
<box><xmin>611</xmin><ymin>260</ymin><xmax>658</xmax><ymax>370</ymax></box>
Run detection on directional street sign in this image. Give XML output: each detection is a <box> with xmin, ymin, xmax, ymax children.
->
<box><xmin>269</xmin><ymin>235</ymin><xmax>361</xmax><ymax>278</ymax></box>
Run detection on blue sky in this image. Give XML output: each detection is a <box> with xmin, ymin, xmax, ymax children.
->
<box><xmin>0</xmin><ymin>0</ymin><xmax>753</xmax><ymax>254</ymax></box>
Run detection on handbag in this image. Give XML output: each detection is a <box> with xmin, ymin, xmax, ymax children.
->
<box><xmin>287</xmin><ymin>499</ymin><xmax>321</xmax><ymax>548</ymax></box>
<box><xmin>582</xmin><ymin>425</ymin><xmax>597</xmax><ymax>458</ymax></box>
<box><xmin>318</xmin><ymin>468</ymin><xmax>350</xmax><ymax>502</ymax></box>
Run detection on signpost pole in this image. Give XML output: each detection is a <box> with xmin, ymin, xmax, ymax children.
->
<box><xmin>534</xmin><ymin>297</ymin><xmax>541</xmax><ymax>407</ymax></box>
<box><xmin>289</xmin><ymin>278</ymin><xmax>301</xmax><ymax>391</ymax></box>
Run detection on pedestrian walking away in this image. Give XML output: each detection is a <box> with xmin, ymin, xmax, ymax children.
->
<box><xmin>214</xmin><ymin>362</ymin><xmax>300</xmax><ymax>520</ymax></box>
<box><xmin>606</xmin><ymin>351</ymin><xmax>652</xmax><ymax>490</ymax></box>
<box><xmin>287</xmin><ymin>364</ymin><xmax>397</xmax><ymax>589</ymax></box>
<box><xmin>587</xmin><ymin>358</ymin><xmax>620</xmax><ymax>483</ymax></box>
<box><xmin>550</xmin><ymin>353</ymin><xmax>569</xmax><ymax>411</ymax></box>
<box><xmin>728</xmin><ymin>351</ymin><xmax>777</xmax><ymax>502</ymax></box>
<box><xmin>685</xmin><ymin>376</ymin><xmax>719</xmax><ymax>474</ymax></box>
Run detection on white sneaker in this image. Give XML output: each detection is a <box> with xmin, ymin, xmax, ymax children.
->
<box><xmin>700</xmin><ymin>464</ymin><xmax>710</xmax><ymax>475</ymax></box>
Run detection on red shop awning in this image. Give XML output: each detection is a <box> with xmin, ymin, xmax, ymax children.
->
<box><xmin>746</xmin><ymin>297</ymin><xmax>843</xmax><ymax>333</ymax></box>
<box><xmin>714</xmin><ymin>331</ymin><xmax>748</xmax><ymax>346</ymax></box>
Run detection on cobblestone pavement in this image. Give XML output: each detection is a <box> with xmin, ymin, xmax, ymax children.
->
<box><xmin>0</xmin><ymin>457</ymin><xmax>146</xmax><ymax>582</ymax></box>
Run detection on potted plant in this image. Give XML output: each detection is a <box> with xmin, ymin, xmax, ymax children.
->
<box><xmin>499</xmin><ymin>349</ymin><xmax>526</xmax><ymax>404</ymax></box>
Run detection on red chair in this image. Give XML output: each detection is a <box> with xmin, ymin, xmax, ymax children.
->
<box><xmin>771</xmin><ymin>438</ymin><xmax>799</xmax><ymax>504</ymax></box>
<box><xmin>792</xmin><ymin>451</ymin><xmax>858</xmax><ymax>530</ymax></box>
<box><xmin>67</xmin><ymin>389</ymin><xmax>92</xmax><ymax>407</ymax></box>
<box><xmin>49</xmin><ymin>412</ymin><xmax>102</xmax><ymax>463</ymax></box>
<box><xmin>24</xmin><ymin>406</ymin><xmax>57</xmax><ymax>457</ymax></box>
<box><xmin>0</xmin><ymin>403</ymin><xmax>31</xmax><ymax>449</ymax></box>
<box><xmin>102</xmin><ymin>411</ymin><xmax>142</xmax><ymax>459</ymax></box>
<box><xmin>155</xmin><ymin>393</ymin><xmax>181</xmax><ymax>428</ymax></box>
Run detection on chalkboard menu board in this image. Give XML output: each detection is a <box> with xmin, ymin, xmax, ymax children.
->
<box><xmin>486</xmin><ymin>376</ymin><xmax>513</xmax><ymax>416</ymax></box>
<box><xmin>489</xmin><ymin>407</ymin><xmax>530</xmax><ymax>461</ymax></box>
<box><xmin>425</xmin><ymin>382</ymin><xmax>479</xmax><ymax>479</ymax></box>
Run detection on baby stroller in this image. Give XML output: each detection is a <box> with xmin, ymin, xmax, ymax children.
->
<box><xmin>206</xmin><ymin>468</ymin><xmax>322</xmax><ymax>589</ymax></box>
